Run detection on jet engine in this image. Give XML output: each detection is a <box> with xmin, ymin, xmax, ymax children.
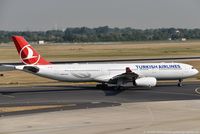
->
<box><xmin>135</xmin><ymin>77</ymin><xmax>157</xmax><ymax>87</ymax></box>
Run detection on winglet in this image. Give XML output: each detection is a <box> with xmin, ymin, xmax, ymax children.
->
<box><xmin>12</xmin><ymin>36</ymin><xmax>50</xmax><ymax>65</ymax></box>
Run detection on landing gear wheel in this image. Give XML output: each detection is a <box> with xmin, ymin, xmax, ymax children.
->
<box><xmin>114</xmin><ymin>86</ymin><xmax>121</xmax><ymax>91</ymax></box>
<box><xmin>178</xmin><ymin>79</ymin><xmax>183</xmax><ymax>87</ymax></box>
<box><xmin>96</xmin><ymin>84</ymin><xmax>101</xmax><ymax>89</ymax></box>
<box><xmin>96</xmin><ymin>83</ymin><xmax>108</xmax><ymax>89</ymax></box>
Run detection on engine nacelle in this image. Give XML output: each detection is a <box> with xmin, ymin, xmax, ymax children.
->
<box><xmin>135</xmin><ymin>77</ymin><xmax>157</xmax><ymax>87</ymax></box>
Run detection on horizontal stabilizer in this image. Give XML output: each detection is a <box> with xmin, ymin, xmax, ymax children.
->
<box><xmin>0</xmin><ymin>65</ymin><xmax>15</xmax><ymax>71</ymax></box>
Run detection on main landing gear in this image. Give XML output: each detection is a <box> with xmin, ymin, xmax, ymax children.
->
<box><xmin>96</xmin><ymin>83</ymin><xmax>121</xmax><ymax>90</ymax></box>
<box><xmin>178</xmin><ymin>79</ymin><xmax>183</xmax><ymax>87</ymax></box>
<box><xmin>96</xmin><ymin>83</ymin><xmax>108</xmax><ymax>89</ymax></box>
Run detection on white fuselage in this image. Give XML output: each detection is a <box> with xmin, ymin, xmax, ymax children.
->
<box><xmin>16</xmin><ymin>62</ymin><xmax>199</xmax><ymax>83</ymax></box>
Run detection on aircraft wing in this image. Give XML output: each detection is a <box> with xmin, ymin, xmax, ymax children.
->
<box><xmin>0</xmin><ymin>64</ymin><xmax>16</xmax><ymax>71</ymax></box>
<box><xmin>95</xmin><ymin>67</ymin><xmax>139</xmax><ymax>84</ymax></box>
<box><xmin>108</xmin><ymin>68</ymin><xmax>139</xmax><ymax>84</ymax></box>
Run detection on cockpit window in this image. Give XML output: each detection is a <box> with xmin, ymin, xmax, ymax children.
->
<box><xmin>192</xmin><ymin>67</ymin><xmax>195</xmax><ymax>69</ymax></box>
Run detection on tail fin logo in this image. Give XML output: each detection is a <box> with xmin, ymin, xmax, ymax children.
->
<box><xmin>20</xmin><ymin>45</ymin><xmax>41</xmax><ymax>65</ymax></box>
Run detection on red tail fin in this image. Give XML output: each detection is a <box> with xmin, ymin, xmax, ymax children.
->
<box><xmin>12</xmin><ymin>36</ymin><xmax>50</xmax><ymax>65</ymax></box>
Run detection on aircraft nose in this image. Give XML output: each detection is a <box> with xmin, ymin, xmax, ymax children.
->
<box><xmin>193</xmin><ymin>68</ymin><xmax>199</xmax><ymax>75</ymax></box>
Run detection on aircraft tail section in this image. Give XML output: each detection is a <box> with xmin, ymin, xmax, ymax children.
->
<box><xmin>12</xmin><ymin>36</ymin><xmax>50</xmax><ymax>65</ymax></box>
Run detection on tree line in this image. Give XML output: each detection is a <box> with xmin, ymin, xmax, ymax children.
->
<box><xmin>1</xmin><ymin>26</ymin><xmax>200</xmax><ymax>43</ymax></box>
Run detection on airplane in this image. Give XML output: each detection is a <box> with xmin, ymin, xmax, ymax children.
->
<box><xmin>0</xmin><ymin>36</ymin><xmax>199</xmax><ymax>89</ymax></box>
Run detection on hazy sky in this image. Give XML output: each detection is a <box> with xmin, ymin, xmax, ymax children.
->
<box><xmin>1</xmin><ymin>0</ymin><xmax>200</xmax><ymax>31</ymax></box>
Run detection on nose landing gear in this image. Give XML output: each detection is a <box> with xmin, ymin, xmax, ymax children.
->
<box><xmin>178</xmin><ymin>79</ymin><xmax>183</xmax><ymax>87</ymax></box>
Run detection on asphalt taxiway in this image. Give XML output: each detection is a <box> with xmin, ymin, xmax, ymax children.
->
<box><xmin>1</xmin><ymin>83</ymin><xmax>200</xmax><ymax>134</ymax></box>
<box><xmin>0</xmin><ymin>82</ymin><xmax>200</xmax><ymax>116</ymax></box>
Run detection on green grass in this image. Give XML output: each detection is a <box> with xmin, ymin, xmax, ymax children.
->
<box><xmin>1</xmin><ymin>41</ymin><xmax>200</xmax><ymax>62</ymax></box>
